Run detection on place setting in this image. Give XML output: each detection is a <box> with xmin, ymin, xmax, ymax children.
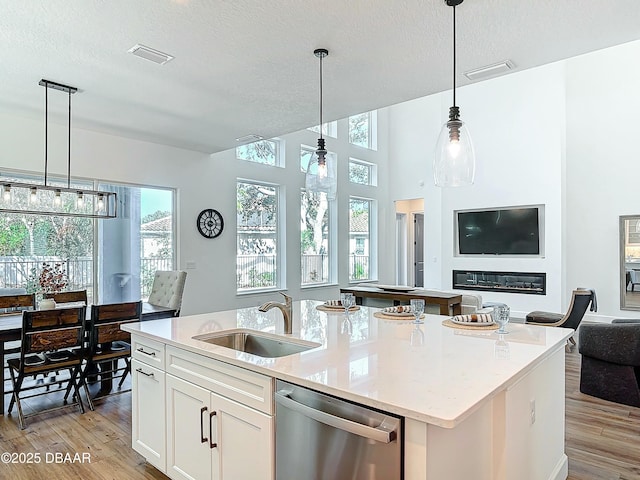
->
<box><xmin>442</xmin><ymin>304</ymin><xmax>511</xmax><ymax>333</ymax></box>
<box><xmin>316</xmin><ymin>293</ymin><xmax>360</xmax><ymax>314</ymax></box>
<box><xmin>373</xmin><ymin>299</ymin><xmax>426</xmax><ymax>322</ymax></box>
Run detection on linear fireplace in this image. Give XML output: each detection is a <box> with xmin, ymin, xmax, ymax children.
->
<box><xmin>452</xmin><ymin>270</ymin><xmax>546</xmax><ymax>295</ymax></box>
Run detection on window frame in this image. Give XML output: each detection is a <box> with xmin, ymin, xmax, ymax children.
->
<box><xmin>235</xmin><ymin>138</ymin><xmax>284</xmax><ymax>168</ymax></box>
<box><xmin>348</xmin><ymin>158</ymin><xmax>378</xmax><ymax>186</ymax></box>
<box><xmin>236</xmin><ymin>179</ymin><xmax>282</xmax><ymax>293</ymax></box>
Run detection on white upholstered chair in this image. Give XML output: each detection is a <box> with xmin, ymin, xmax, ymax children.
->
<box><xmin>148</xmin><ymin>270</ymin><xmax>187</xmax><ymax>316</ymax></box>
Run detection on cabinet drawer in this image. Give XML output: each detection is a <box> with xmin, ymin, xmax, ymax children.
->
<box><xmin>132</xmin><ymin>335</ymin><xmax>165</xmax><ymax>369</ymax></box>
<box><xmin>166</xmin><ymin>345</ymin><xmax>273</xmax><ymax>414</ymax></box>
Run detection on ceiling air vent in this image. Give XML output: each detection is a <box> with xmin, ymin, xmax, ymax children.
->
<box><xmin>235</xmin><ymin>134</ymin><xmax>264</xmax><ymax>144</ymax></box>
<box><xmin>128</xmin><ymin>44</ymin><xmax>174</xmax><ymax>65</ymax></box>
<box><xmin>464</xmin><ymin>60</ymin><xmax>514</xmax><ymax>81</ymax></box>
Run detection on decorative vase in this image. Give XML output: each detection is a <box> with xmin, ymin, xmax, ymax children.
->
<box><xmin>39</xmin><ymin>298</ymin><xmax>56</xmax><ymax>310</ymax></box>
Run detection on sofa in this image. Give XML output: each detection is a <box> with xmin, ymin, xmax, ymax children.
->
<box><xmin>578</xmin><ymin>319</ymin><xmax>640</xmax><ymax>407</ymax></box>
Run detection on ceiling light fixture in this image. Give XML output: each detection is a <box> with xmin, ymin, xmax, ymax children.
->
<box><xmin>0</xmin><ymin>79</ymin><xmax>117</xmax><ymax>218</ymax></box>
<box><xmin>305</xmin><ymin>48</ymin><xmax>337</xmax><ymax>200</ymax></box>
<box><xmin>434</xmin><ymin>0</ymin><xmax>476</xmax><ymax>187</ymax></box>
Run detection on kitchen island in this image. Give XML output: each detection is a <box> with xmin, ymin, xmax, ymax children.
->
<box><xmin>124</xmin><ymin>300</ymin><xmax>571</xmax><ymax>480</ymax></box>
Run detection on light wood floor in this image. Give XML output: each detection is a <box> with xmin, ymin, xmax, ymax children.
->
<box><xmin>1</xmin><ymin>346</ymin><xmax>639</xmax><ymax>479</ymax></box>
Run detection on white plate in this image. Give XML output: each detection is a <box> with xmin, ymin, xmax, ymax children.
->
<box><xmin>450</xmin><ymin>317</ymin><xmax>495</xmax><ymax>327</ymax></box>
<box><xmin>381</xmin><ymin>311</ymin><xmax>416</xmax><ymax>317</ymax></box>
<box><xmin>376</xmin><ymin>284</ymin><xmax>416</xmax><ymax>292</ymax></box>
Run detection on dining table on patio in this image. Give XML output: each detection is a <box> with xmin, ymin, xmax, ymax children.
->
<box><xmin>0</xmin><ymin>301</ymin><xmax>176</xmax><ymax>414</ymax></box>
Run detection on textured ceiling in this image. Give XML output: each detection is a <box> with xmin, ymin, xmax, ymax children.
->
<box><xmin>2</xmin><ymin>0</ymin><xmax>640</xmax><ymax>153</ymax></box>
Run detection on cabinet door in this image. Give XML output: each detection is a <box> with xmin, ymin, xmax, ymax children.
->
<box><xmin>211</xmin><ymin>391</ymin><xmax>274</xmax><ymax>480</ymax></box>
<box><xmin>166</xmin><ymin>375</ymin><xmax>213</xmax><ymax>480</ymax></box>
<box><xmin>132</xmin><ymin>359</ymin><xmax>166</xmax><ymax>472</ymax></box>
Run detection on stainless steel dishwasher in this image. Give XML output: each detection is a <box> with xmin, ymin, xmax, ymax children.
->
<box><xmin>275</xmin><ymin>380</ymin><xmax>403</xmax><ymax>480</ymax></box>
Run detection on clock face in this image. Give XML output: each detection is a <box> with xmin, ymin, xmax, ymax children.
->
<box><xmin>197</xmin><ymin>209</ymin><xmax>224</xmax><ymax>238</ymax></box>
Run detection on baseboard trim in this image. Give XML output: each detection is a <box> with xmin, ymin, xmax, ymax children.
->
<box><xmin>548</xmin><ymin>453</ymin><xmax>568</xmax><ymax>480</ymax></box>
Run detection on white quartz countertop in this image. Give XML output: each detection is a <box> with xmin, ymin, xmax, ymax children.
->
<box><xmin>123</xmin><ymin>300</ymin><xmax>572</xmax><ymax>428</ymax></box>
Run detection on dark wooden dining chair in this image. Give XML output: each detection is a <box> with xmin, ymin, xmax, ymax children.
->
<box><xmin>7</xmin><ymin>306</ymin><xmax>89</xmax><ymax>429</ymax></box>
<box><xmin>43</xmin><ymin>289</ymin><xmax>88</xmax><ymax>305</ymax></box>
<box><xmin>1</xmin><ymin>293</ymin><xmax>36</xmax><ymax>396</ymax></box>
<box><xmin>77</xmin><ymin>301</ymin><xmax>142</xmax><ymax>410</ymax></box>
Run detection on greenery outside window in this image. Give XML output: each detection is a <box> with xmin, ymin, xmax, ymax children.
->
<box><xmin>236</xmin><ymin>139</ymin><xmax>282</xmax><ymax>167</ymax></box>
<box><xmin>237</xmin><ymin>180</ymin><xmax>279</xmax><ymax>291</ymax></box>
<box><xmin>349</xmin><ymin>197</ymin><xmax>372</xmax><ymax>281</ymax></box>
<box><xmin>348</xmin><ymin>158</ymin><xmax>377</xmax><ymax>186</ymax></box>
<box><xmin>0</xmin><ymin>172</ymin><xmax>175</xmax><ymax>305</ymax></box>
<box><xmin>349</xmin><ymin>111</ymin><xmax>377</xmax><ymax>150</ymax></box>
<box><xmin>301</xmin><ymin>189</ymin><xmax>330</xmax><ymax>285</ymax></box>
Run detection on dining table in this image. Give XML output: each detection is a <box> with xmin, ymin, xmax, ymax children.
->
<box><xmin>0</xmin><ymin>302</ymin><xmax>176</xmax><ymax>414</ymax></box>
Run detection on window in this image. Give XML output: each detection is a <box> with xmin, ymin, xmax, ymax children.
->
<box><xmin>300</xmin><ymin>145</ymin><xmax>315</xmax><ymax>173</ymax></box>
<box><xmin>97</xmin><ymin>183</ymin><xmax>175</xmax><ymax>304</ymax></box>
<box><xmin>349</xmin><ymin>111</ymin><xmax>377</xmax><ymax>150</ymax></box>
<box><xmin>0</xmin><ymin>172</ymin><xmax>175</xmax><ymax>305</ymax></box>
<box><xmin>348</xmin><ymin>158</ymin><xmax>377</xmax><ymax>186</ymax></box>
<box><xmin>236</xmin><ymin>181</ymin><xmax>279</xmax><ymax>291</ymax></box>
<box><xmin>308</xmin><ymin>122</ymin><xmax>337</xmax><ymax>138</ymax></box>
<box><xmin>301</xmin><ymin>189</ymin><xmax>330</xmax><ymax>285</ymax></box>
<box><xmin>349</xmin><ymin>197</ymin><xmax>371</xmax><ymax>281</ymax></box>
<box><xmin>236</xmin><ymin>139</ymin><xmax>282</xmax><ymax>167</ymax></box>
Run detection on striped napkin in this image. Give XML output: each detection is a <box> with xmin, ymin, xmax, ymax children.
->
<box><xmin>382</xmin><ymin>305</ymin><xmax>415</xmax><ymax>314</ymax></box>
<box><xmin>451</xmin><ymin>313</ymin><xmax>493</xmax><ymax>323</ymax></box>
<box><xmin>325</xmin><ymin>300</ymin><xmax>342</xmax><ymax>306</ymax></box>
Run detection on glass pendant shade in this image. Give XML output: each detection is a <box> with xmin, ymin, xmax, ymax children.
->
<box><xmin>434</xmin><ymin>116</ymin><xmax>475</xmax><ymax>187</ymax></box>
<box><xmin>305</xmin><ymin>147</ymin><xmax>337</xmax><ymax>200</ymax></box>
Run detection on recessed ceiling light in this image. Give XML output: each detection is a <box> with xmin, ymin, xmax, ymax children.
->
<box><xmin>235</xmin><ymin>134</ymin><xmax>264</xmax><ymax>143</ymax></box>
<box><xmin>463</xmin><ymin>60</ymin><xmax>514</xmax><ymax>81</ymax></box>
<box><xmin>128</xmin><ymin>44</ymin><xmax>174</xmax><ymax>65</ymax></box>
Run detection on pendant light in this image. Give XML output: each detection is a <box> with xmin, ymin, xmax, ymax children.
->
<box><xmin>0</xmin><ymin>79</ymin><xmax>117</xmax><ymax>218</ymax></box>
<box><xmin>305</xmin><ymin>48</ymin><xmax>337</xmax><ymax>200</ymax></box>
<box><xmin>434</xmin><ymin>0</ymin><xmax>476</xmax><ymax>187</ymax></box>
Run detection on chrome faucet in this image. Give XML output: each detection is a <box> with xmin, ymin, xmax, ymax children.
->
<box><xmin>258</xmin><ymin>292</ymin><xmax>292</xmax><ymax>334</ymax></box>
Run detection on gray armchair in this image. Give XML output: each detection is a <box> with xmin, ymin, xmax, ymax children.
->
<box><xmin>578</xmin><ymin>320</ymin><xmax>640</xmax><ymax>407</ymax></box>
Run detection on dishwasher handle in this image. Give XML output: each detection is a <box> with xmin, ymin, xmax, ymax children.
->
<box><xmin>275</xmin><ymin>390</ymin><xmax>397</xmax><ymax>444</ymax></box>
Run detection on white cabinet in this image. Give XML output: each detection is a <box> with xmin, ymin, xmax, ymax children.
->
<box><xmin>166</xmin><ymin>375</ymin><xmax>273</xmax><ymax>480</ymax></box>
<box><xmin>129</xmin><ymin>335</ymin><xmax>274</xmax><ymax>480</ymax></box>
<box><xmin>132</xmin><ymin>358</ymin><xmax>166</xmax><ymax>471</ymax></box>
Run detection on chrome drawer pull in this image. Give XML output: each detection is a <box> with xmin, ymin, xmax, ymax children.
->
<box><xmin>136</xmin><ymin>347</ymin><xmax>156</xmax><ymax>356</ymax></box>
<box><xmin>135</xmin><ymin>367</ymin><xmax>154</xmax><ymax>378</ymax></box>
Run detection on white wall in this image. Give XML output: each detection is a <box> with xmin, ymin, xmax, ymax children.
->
<box><xmin>0</xmin><ymin>109</ymin><xmax>390</xmax><ymax>315</ymax></box>
<box><xmin>565</xmin><ymin>40</ymin><xmax>640</xmax><ymax>320</ymax></box>
<box><xmin>388</xmin><ymin>63</ymin><xmax>565</xmax><ymax>317</ymax></box>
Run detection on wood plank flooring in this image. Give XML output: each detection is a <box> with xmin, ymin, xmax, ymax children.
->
<box><xmin>1</xmin><ymin>345</ymin><xmax>639</xmax><ymax>479</ymax></box>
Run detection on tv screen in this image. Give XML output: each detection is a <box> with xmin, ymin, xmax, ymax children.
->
<box><xmin>457</xmin><ymin>207</ymin><xmax>541</xmax><ymax>255</ymax></box>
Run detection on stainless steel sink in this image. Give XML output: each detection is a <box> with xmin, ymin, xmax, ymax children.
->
<box><xmin>192</xmin><ymin>329</ymin><xmax>320</xmax><ymax>358</ymax></box>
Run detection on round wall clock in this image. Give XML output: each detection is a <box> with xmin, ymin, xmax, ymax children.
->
<box><xmin>197</xmin><ymin>209</ymin><xmax>224</xmax><ymax>238</ymax></box>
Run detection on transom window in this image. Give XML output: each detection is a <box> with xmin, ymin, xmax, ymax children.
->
<box><xmin>236</xmin><ymin>139</ymin><xmax>282</xmax><ymax>167</ymax></box>
<box><xmin>348</xmin><ymin>158</ymin><xmax>377</xmax><ymax>186</ymax></box>
<box><xmin>349</xmin><ymin>111</ymin><xmax>377</xmax><ymax>150</ymax></box>
<box><xmin>308</xmin><ymin>122</ymin><xmax>337</xmax><ymax>138</ymax></box>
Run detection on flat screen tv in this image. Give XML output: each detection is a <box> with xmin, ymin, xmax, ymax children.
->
<box><xmin>456</xmin><ymin>206</ymin><xmax>542</xmax><ymax>255</ymax></box>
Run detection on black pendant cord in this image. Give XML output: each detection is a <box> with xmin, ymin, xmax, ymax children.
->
<box><xmin>67</xmin><ymin>89</ymin><xmax>71</xmax><ymax>189</ymax></box>
<box><xmin>319</xmin><ymin>52</ymin><xmax>324</xmax><ymax>141</ymax></box>
<box><xmin>452</xmin><ymin>3</ymin><xmax>456</xmax><ymax>108</ymax></box>
<box><xmin>44</xmin><ymin>83</ymin><xmax>48</xmax><ymax>187</ymax></box>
